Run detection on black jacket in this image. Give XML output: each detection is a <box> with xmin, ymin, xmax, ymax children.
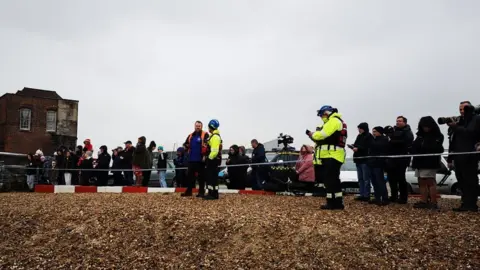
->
<box><xmin>411</xmin><ymin>133</ymin><xmax>444</xmax><ymax>169</ymax></box>
<box><xmin>26</xmin><ymin>160</ymin><xmax>38</xmax><ymax>175</ymax></box>
<box><xmin>97</xmin><ymin>152</ymin><xmax>111</xmax><ymax>170</ymax></box>
<box><xmin>227</xmin><ymin>146</ymin><xmax>249</xmax><ymax>189</ymax></box>
<box><xmin>387</xmin><ymin>125</ymin><xmax>414</xmax><ymax>168</ymax></box>
<box><xmin>157</xmin><ymin>152</ymin><xmax>168</xmax><ymax>169</ymax></box>
<box><xmin>367</xmin><ymin>135</ymin><xmax>389</xmax><ymax>168</ymax></box>
<box><xmin>353</xmin><ymin>132</ymin><xmax>373</xmax><ymax>164</ymax></box>
<box><xmin>120</xmin><ymin>147</ymin><xmax>135</xmax><ymax>169</ymax></box>
<box><xmin>64</xmin><ymin>156</ymin><xmax>75</xmax><ymax>173</ymax></box>
<box><xmin>448</xmin><ymin>114</ymin><xmax>480</xmax><ymax>164</ymax></box>
<box><xmin>251</xmin><ymin>144</ymin><xmax>266</xmax><ymax>166</ymax></box>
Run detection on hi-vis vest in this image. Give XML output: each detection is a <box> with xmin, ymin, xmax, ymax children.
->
<box><xmin>312</xmin><ymin>113</ymin><xmax>347</xmax><ymax>164</ymax></box>
<box><xmin>207</xmin><ymin>132</ymin><xmax>223</xmax><ymax>161</ymax></box>
<box><xmin>187</xmin><ymin>131</ymin><xmax>208</xmax><ymax>155</ymax></box>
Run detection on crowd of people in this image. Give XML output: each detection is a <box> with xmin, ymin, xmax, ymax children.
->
<box><xmin>23</xmin><ymin>101</ymin><xmax>480</xmax><ymax>209</ymax></box>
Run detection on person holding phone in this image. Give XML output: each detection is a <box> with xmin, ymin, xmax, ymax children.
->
<box><xmin>352</xmin><ymin>122</ymin><xmax>374</xmax><ymax>202</ymax></box>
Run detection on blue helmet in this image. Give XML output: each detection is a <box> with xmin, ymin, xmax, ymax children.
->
<box><xmin>208</xmin><ymin>119</ymin><xmax>220</xmax><ymax>130</ymax></box>
<box><xmin>317</xmin><ymin>105</ymin><xmax>334</xmax><ymax>116</ymax></box>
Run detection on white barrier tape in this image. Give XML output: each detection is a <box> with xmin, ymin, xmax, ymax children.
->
<box><xmin>4</xmin><ymin>150</ymin><xmax>479</xmax><ymax>172</ymax></box>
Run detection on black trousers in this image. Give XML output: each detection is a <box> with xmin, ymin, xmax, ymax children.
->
<box><xmin>113</xmin><ymin>171</ymin><xmax>124</xmax><ymax>186</ymax></box>
<box><xmin>455</xmin><ymin>161</ymin><xmax>479</xmax><ymax>209</ymax></box>
<box><xmin>313</xmin><ymin>164</ymin><xmax>326</xmax><ymax>196</ymax></box>
<box><xmin>322</xmin><ymin>158</ymin><xmax>342</xmax><ymax>199</ymax></box>
<box><xmin>387</xmin><ymin>165</ymin><xmax>408</xmax><ymax>201</ymax></box>
<box><xmin>124</xmin><ymin>170</ymin><xmax>134</xmax><ymax>186</ymax></box>
<box><xmin>97</xmin><ymin>171</ymin><xmax>109</xmax><ymax>186</ymax></box>
<box><xmin>142</xmin><ymin>171</ymin><xmax>151</xmax><ymax>187</ymax></box>
<box><xmin>206</xmin><ymin>159</ymin><xmax>220</xmax><ymax>197</ymax></box>
<box><xmin>185</xmin><ymin>162</ymin><xmax>206</xmax><ymax>194</ymax></box>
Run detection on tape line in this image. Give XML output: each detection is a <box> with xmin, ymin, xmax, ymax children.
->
<box><xmin>3</xmin><ymin>150</ymin><xmax>479</xmax><ymax>172</ymax></box>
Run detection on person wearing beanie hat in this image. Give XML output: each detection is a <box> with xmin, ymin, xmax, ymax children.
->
<box><xmin>367</xmin><ymin>126</ymin><xmax>390</xmax><ymax>206</ymax></box>
<box><xmin>352</xmin><ymin>122</ymin><xmax>374</xmax><ymax>202</ymax></box>
<box><xmin>156</xmin><ymin>145</ymin><xmax>168</xmax><ymax>187</ymax></box>
<box><xmin>373</xmin><ymin>126</ymin><xmax>384</xmax><ymax>135</ymax></box>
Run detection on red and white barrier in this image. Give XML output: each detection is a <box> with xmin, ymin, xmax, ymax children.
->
<box><xmin>33</xmin><ymin>185</ymin><xmax>462</xmax><ymax>199</ymax></box>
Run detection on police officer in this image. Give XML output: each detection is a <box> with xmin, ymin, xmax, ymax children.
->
<box><xmin>308</xmin><ymin>105</ymin><xmax>348</xmax><ymax>210</ymax></box>
<box><xmin>204</xmin><ymin>119</ymin><xmax>223</xmax><ymax>200</ymax></box>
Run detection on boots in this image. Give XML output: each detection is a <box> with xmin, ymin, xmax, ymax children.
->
<box><xmin>320</xmin><ymin>198</ymin><xmax>344</xmax><ymax>210</ymax></box>
<box><xmin>203</xmin><ymin>190</ymin><xmax>219</xmax><ymax>200</ymax></box>
<box><xmin>181</xmin><ymin>188</ymin><xmax>192</xmax><ymax>197</ymax></box>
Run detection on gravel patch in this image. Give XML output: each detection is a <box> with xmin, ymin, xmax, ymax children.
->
<box><xmin>0</xmin><ymin>193</ymin><xmax>479</xmax><ymax>269</ymax></box>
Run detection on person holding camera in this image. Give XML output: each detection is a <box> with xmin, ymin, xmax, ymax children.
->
<box><xmin>307</xmin><ymin>105</ymin><xmax>348</xmax><ymax>210</ymax></box>
<box><xmin>447</xmin><ymin>101</ymin><xmax>480</xmax><ymax>212</ymax></box>
<box><xmin>385</xmin><ymin>116</ymin><xmax>414</xmax><ymax>204</ymax></box>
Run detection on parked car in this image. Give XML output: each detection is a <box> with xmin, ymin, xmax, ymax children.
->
<box><xmin>149</xmin><ymin>159</ymin><xmax>176</xmax><ymax>187</ymax></box>
<box><xmin>406</xmin><ymin>155</ymin><xmax>480</xmax><ymax>195</ymax></box>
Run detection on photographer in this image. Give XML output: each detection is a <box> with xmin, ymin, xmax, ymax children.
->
<box><xmin>447</xmin><ymin>101</ymin><xmax>480</xmax><ymax>212</ymax></box>
<box><xmin>385</xmin><ymin>116</ymin><xmax>414</xmax><ymax>204</ymax></box>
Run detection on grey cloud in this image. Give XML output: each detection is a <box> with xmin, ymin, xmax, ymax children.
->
<box><xmin>1</xmin><ymin>0</ymin><xmax>479</xmax><ymax>151</ymax></box>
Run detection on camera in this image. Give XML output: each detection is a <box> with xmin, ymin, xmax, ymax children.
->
<box><xmin>277</xmin><ymin>133</ymin><xmax>294</xmax><ymax>148</ymax></box>
<box><xmin>438</xmin><ymin>104</ymin><xmax>480</xmax><ymax>125</ymax></box>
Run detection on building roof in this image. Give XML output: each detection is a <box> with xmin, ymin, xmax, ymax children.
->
<box><xmin>15</xmin><ymin>87</ymin><xmax>63</xmax><ymax>100</ymax></box>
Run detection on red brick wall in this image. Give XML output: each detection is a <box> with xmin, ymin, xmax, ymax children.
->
<box><xmin>4</xmin><ymin>95</ymin><xmax>60</xmax><ymax>155</ymax></box>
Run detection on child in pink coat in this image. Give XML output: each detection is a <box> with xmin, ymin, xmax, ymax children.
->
<box><xmin>296</xmin><ymin>145</ymin><xmax>315</xmax><ymax>182</ymax></box>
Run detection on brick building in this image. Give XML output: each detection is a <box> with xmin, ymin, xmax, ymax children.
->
<box><xmin>0</xmin><ymin>87</ymin><xmax>79</xmax><ymax>155</ymax></box>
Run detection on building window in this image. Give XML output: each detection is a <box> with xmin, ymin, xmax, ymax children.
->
<box><xmin>19</xmin><ymin>108</ymin><xmax>32</xmax><ymax>131</ymax></box>
<box><xmin>46</xmin><ymin>110</ymin><xmax>57</xmax><ymax>132</ymax></box>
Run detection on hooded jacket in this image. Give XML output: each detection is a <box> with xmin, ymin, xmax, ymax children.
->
<box><xmin>353</xmin><ymin>122</ymin><xmax>373</xmax><ymax>164</ymax></box>
<box><xmin>295</xmin><ymin>145</ymin><xmax>314</xmax><ymax>182</ymax></box>
<box><xmin>97</xmin><ymin>145</ymin><xmax>112</xmax><ymax>170</ymax></box>
<box><xmin>411</xmin><ymin>116</ymin><xmax>444</xmax><ymax>170</ymax></box>
<box><xmin>226</xmin><ymin>145</ymin><xmax>249</xmax><ymax>189</ymax></box>
<box><xmin>133</xmin><ymin>136</ymin><xmax>150</xmax><ymax>169</ymax></box>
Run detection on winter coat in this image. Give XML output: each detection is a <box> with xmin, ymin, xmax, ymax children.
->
<box><xmin>26</xmin><ymin>159</ymin><xmax>38</xmax><ymax>175</ymax></box>
<box><xmin>112</xmin><ymin>154</ymin><xmax>123</xmax><ymax>170</ymax></box>
<box><xmin>411</xmin><ymin>133</ymin><xmax>444</xmax><ymax>169</ymax></box>
<box><xmin>353</xmin><ymin>131</ymin><xmax>373</xmax><ymax>164</ymax></box>
<box><xmin>174</xmin><ymin>148</ymin><xmax>188</xmax><ymax>185</ymax></box>
<box><xmin>387</xmin><ymin>125</ymin><xmax>414</xmax><ymax>168</ymax></box>
<box><xmin>121</xmin><ymin>146</ymin><xmax>135</xmax><ymax>168</ymax></box>
<box><xmin>226</xmin><ymin>145</ymin><xmax>249</xmax><ymax>189</ymax></box>
<box><xmin>79</xmin><ymin>157</ymin><xmax>94</xmax><ymax>185</ymax></box>
<box><xmin>97</xmin><ymin>152</ymin><xmax>112</xmax><ymax>170</ymax></box>
<box><xmin>64</xmin><ymin>156</ymin><xmax>76</xmax><ymax>174</ymax></box>
<box><xmin>295</xmin><ymin>146</ymin><xmax>314</xmax><ymax>182</ymax></box>
<box><xmin>448</xmin><ymin>114</ymin><xmax>480</xmax><ymax>164</ymax></box>
<box><xmin>367</xmin><ymin>135</ymin><xmax>389</xmax><ymax>168</ymax></box>
<box><xmin>132</xmin><ymin>143</ymin><xmax>149</xmax><ymax>169</ymax></box>
<box><xmin>157</xmin><ymin>152</ymin><xmax>168</xmax><ymax>169</ymax></box>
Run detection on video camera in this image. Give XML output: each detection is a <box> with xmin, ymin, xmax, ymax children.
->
<box><xmin>277</xmin><ymin>133</ymin><xmax>294</xmax><ymax>148</ymax></box>
<box><xmin>437</xmin><ymin>104</ymin><xmax>480</xmax><ymax>125</ymax></box>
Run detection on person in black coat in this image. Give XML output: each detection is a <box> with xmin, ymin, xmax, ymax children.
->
<box><xmin>385</xmin><ymin>116</ymin><xmax>414</xmax><ymax>204</ymax></box>
<box><xmin>250</xmin><ymin>139</ymin><xmax>268</xmax><ymax>190</ymax></box>
<box><xmin>79</xmin><ymin>151</ymin><xmax>94</xmax><ymax>186</ymax></box>
<box><xmin>352</xmin><ymin>122</ymin><xmax>374</xmax><ymax>201</ymax></box>
<box><xmin>411</xmin><ymin>116</ymin><xmax>444</xmax><ymax>209</ymax></box>
<box><xmin>367</xmin><ymin>127</ymin><xmax>390</xmax><ymax>206</ymax></box>
<box><xmin>447</xmin><ymin>101</ymin><xmax>480</xmax><ymax>212</ymax></box>
<box><xmin>121</xmin><ymin>141</ymin><xmax>135</xmax><ymax>186</ymax></box>
<box><xmin>226</xmin><ymin>145</ymin><xmax>249</xmax><ymax>190</ymax></box>
<box><xmin>111</xmin><ymin>147</ymin><xmax>124</xmax><ymax>186</ymax></box>
<box><xmin>96</xmin><ymin>145</ymin><xmax>111</xmax><ymax>186</ymax></box>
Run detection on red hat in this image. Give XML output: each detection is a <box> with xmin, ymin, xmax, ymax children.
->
<box><xmin>84</xmin><ymin>139</ymin><xmax>91</xmax><ymax>143</ymax></box>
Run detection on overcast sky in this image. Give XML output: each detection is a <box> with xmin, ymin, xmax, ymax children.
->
<box><xmin>1</xmin><ymin>0</ymin><xmax>479</xmax><ymax>152</ymax></box>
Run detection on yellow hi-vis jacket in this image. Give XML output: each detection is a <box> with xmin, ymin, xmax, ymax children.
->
<box><xmin>208</xmin><ymin>129</ymin><xmax>222</xmax><ymax>160</ymax></box>
<box><xmin>312</xmin><ymin>112</ymin><xmax>346</xmax><ymax>164</ymax></box>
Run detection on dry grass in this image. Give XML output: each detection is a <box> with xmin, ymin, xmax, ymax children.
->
<box><xmin>0</xmin><ymin>193</ymin><xmax>479</xmax><ymax>269</ymax></box>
